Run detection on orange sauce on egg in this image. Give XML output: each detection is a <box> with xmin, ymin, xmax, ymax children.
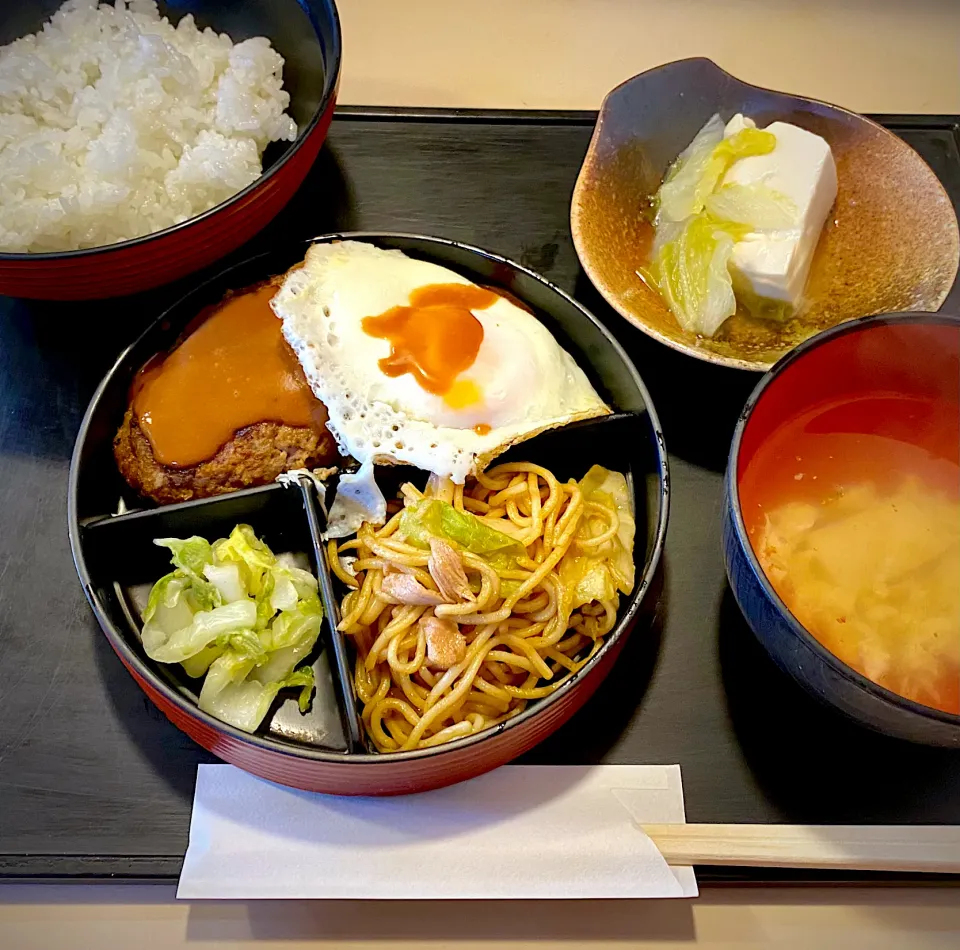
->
<box><xmin>361</xmin><ymin>283</ymin><xmax>497</xmax><ymax>403</ymax></box>
<box><xmin>133</xmin><ymin>281</ymin><xmax>327</xmax><ymax>468</ymax></box>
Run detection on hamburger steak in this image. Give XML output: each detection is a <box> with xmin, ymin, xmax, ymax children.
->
<box><xmin>114</xmin><ymin>409</ymin><xmax>338</xmax><ymax>506</ymax></box>
<box><xmin>113</xmin><ymin>273</ymin><xmax>342</xmax><ymax>506</ymax></box>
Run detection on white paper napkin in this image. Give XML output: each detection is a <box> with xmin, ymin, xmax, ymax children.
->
<box><xmin>178</xmin><ymin>764</ymin><xmax>697</xmax><ymax>899</ymax></box>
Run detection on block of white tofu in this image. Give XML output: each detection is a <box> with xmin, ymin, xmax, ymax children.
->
<box><xmin>721</xmin><ymin>115</ymin><xmax>837</xmax><ymax>308</ymax></box>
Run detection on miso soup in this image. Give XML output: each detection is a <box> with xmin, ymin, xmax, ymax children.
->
<box><xmin>738</xmin><ymin>323</ymin><xmax>960</xmax><ymax>715</ymax></box>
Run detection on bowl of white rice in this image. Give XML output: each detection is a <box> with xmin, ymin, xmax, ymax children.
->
<box><xmin>0</xmin><ymin>0</ymin><xmax>341</xmax><ymax>299</ymax></box>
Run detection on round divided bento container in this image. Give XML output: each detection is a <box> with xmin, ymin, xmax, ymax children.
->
<box><xmin>69</xmin><ymin>233</ymin><xmax>669</xmax><ymax>794</ymax></box>
<box><xmin>0</xmin><ymin>0</ymin><xmax>341</xmax><ymax>300</ymax></box>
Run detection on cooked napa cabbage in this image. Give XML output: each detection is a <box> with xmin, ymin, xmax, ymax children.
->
<box><xmin>398</xmin><ymin>498</ymin><xmax>525</xmax><ymax>572</ymax></box>
<box><xmin>658</xmin><ymin>118</ymin><xmax>777</xmax><ymax>224</ymax></box>
<box><xmin>652</xmin><ymin>214</ymin><xmax>745</xmax><ymax>337</ymax></box>
<box><xmin>141</xmin><ymin>525</ymin><xmax>322</xmax><ymax>732</ymax></box>
<box><xmin>703</xmin><ymin>183</ymin><xmax>796</xmax><ymax>229</ymax></box>
<box><xmin>647</xmin><ymin>114</ymin><xmax>798</xmax><ymax>338</ymax></box>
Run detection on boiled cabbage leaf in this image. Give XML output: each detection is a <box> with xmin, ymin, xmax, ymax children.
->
<box><xmin>653</xmin><ymin>214</ymin><xmax>746</xmax><ymax>337</ymax></box>
<box><xmin>651</xmin><ymin>117</ymin><xmax>782</xmax><ymax>337</ymax></box>
<box><xmin>141</xmin><ymin>598</ymin><xmax>257</xmax><ymax>664</ymax></box>
<box><xmin>657</xmin><ymin>114</ymin><xmax>725</xmax><ymax>222</ymax></box>
<box><xmin>199</xmin><ymin>662</ymin><xmax>316</xmax><ymax>733</ymax></box>
<box><xmin>704</xmin><ymin>183</ymin><xmax>797</xmax><ymax>229</ymax></box>
<box><xmin>658</xmin><ymin>119</ymin><xmax>776</xmax><ymax>223</ymax></box>
<box><xmin>140</xmin><ymin>524</ymin><xmax>323</xmax><ymax>733</ymax></box>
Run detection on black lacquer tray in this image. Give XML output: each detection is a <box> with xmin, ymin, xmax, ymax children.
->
<box><xmin>1</xmin><ymin>108</ymin><xmax>959</xmax><ymax>883</ymax></box>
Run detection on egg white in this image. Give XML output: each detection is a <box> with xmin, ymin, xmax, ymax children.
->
<box><xmin>271</xmin><ymin>241</ymin><xmax>609</xmax><ymax>483</ymax></box>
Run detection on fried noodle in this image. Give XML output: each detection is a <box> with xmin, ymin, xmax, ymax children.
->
<box><xmin>330</xmin><ymin>462</ymin><xmax>625</xmax><ymax>752</ymax></box>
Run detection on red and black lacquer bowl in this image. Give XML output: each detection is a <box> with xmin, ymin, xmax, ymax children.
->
<box><xmin>0</xmin><ymin>1</ymin><xmax>341</xmax><ymax>300</ymax></box>
<box><xmin>69</xmin><ymin>233</ymin><xmax>669</xmax><ymax>795</ymax></box>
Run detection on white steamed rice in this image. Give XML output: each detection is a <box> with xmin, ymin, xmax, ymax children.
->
<box><xmin>0</xmin><ymin>0</ymin><xmax>298</xmax><ymax>253</ymax></box>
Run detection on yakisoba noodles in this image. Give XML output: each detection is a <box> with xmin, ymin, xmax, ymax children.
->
<box><xmin>329</xmin><ymin>461</ymin><xmax>636</xmax><ymax>752</ymax></box>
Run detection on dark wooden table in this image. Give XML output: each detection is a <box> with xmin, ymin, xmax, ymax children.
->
<box><xmin>1</xmin><ymin>109</ymin><xmax>959</xmax><ymax>882</ymax></box>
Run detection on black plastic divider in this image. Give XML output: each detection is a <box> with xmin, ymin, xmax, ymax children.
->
<box><xmin>497</xmin><ymin>411</ymin><xmax>647</xmax><ymax>473</ymax></box>
<box><xmin>298</xmin><ymin>475</ymin><xmax>367</xmax><ymax>752</ymax></box>
<box><xmin>79</xmin><ymin>482</ymin><xmax>284</xmax><ymax>532</ymax></box>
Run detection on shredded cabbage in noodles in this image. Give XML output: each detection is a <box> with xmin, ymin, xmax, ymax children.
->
<box><xmin>330</xmin><ymin>463</ymin><xmax>636</xmax><ymax>752</ymax></box>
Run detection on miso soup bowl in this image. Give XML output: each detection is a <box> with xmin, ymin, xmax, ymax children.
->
<box><xmin>723</xmin><ymin>312</ymin><xmax>960</xmax><ymax>748</ymax></box>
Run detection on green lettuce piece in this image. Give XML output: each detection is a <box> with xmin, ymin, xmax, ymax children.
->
<box><xmin>398</xmin><ymin>499</ymin><xmax>526</xmax><ymax>571</ymax></box>
<box><xmin>659</xmin><ymin>123</ymin><xmax>777</xmax><ymax>223</ymax></box>
<box><xmin>153</xmin><ymin>537</ymin><xmax>222</xmax><ymax>611</ymax></box>
<box><xmin>566</xmin><ymin>560</ymin><xmax>617</xmax><ymax>609</ymax></box>
<box><xmin>290</xmin><ymin>667</ymin><xmax>316</xmax><ymax>714</ymax></box>
<box><xmin>704</xmin><ymin>183</ymin><xmax>797</xmax><ymax>229</ymax></box>
<box><xmin>197</xmin><ymin>648</ymin><xmax>259</xmax><ymax>718</ymax></box>
<box><xmin>270</xmin><ymin>573</ymin><xmax>299</xmax><ymax>613</ymax></box>
<box><xmin>276</xmin><ymin>552</ymin><xmax>323</xmax><ymax>601</ymax></box>
<box><xmin>142</xmin><ymin>599</ymin><xmax>258</xmax><ymax>664</ymax></box>
<box><xmin>578</xmin><ymin>465</ymin><xmax>636</xmax><ymax>595</ymax></box>
<box><xmin>143</xmin><ymin>572</ymin><xmax>189</xmax><ymax>625</ymax></box>
<box><xmin>499</xmin><ymin>579</ymin><xmax>523</xmax><ymax>598</ymax></box>
<box><xmin>228</xmin><ymin>627</ymin><xmax>269</xmax><ymax>663</ymax></box>
<box><xmin>253</xmin><ymin>569</ymin><xmax>277</xmax><ymax>631</ymax></box>
<box><xmin>154</xmin><ymin>536</ymin><xmax>213</xmax><ymax>581</ymax></box>
<box><xmin>212</xmin><ymin>524</ymin><xmax>277</xmax><ymax>596</ymax></box>
<box><xmin>180</xmin><ymin>643</ymin><xmax>225</xmax><ymax>679</ymax></box>
<box><xmin>202</xmin><ymin>561</ymin><xmax>246</xmax><ymax>604</ymax></box>
<box><xmin>144</xmin><ymin>574</ymin><xmax>221</xmax><ymax>678</ymax></box>
<box><xmin>657</xmin><ymin>114</ymin><xmax>725</xmax><ymax>222</ymax></box>
<box><xmin>260</xmin><ymin>602</ymin><xmax>323</xmax><ymax>653</ymax></box>
<box><xmin>254</xmin><ymin>640</ymin><xmax>317</xmax><ymax>687</ymax></box>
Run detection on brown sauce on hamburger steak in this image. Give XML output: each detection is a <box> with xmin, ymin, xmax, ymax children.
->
<box><xmin>114</xmin><ymin>279</ymin><xmax>337</xmax><ymax>505</ymax></box>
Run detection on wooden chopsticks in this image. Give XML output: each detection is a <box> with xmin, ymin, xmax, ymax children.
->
<box><xmin>640</xmin><ymin>824</ymin><xmax>960</xmax><ymax>873</ymax></box>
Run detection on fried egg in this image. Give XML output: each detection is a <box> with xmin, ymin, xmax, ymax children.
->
<box><xmin>271</xmin><ymin>241</ymin><xmax>609</xmax><ymax>483</ymax></box>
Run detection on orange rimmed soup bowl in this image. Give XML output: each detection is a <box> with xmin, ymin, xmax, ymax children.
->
<box><xmin>725</xmin><ymin>313</ymin><xmax>960</xmax><ymax>746</ymax></box>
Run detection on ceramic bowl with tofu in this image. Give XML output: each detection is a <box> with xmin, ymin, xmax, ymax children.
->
<box><xmin>571</xmin><ymin>58</ymin><xmax>960</xmax><ymax>371</ymax></box>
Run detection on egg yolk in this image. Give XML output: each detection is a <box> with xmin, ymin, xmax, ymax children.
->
<box><xmin>362</xmin><ymin>283</ymin><xmax>497</xmax><ymax>405</ymax></box>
